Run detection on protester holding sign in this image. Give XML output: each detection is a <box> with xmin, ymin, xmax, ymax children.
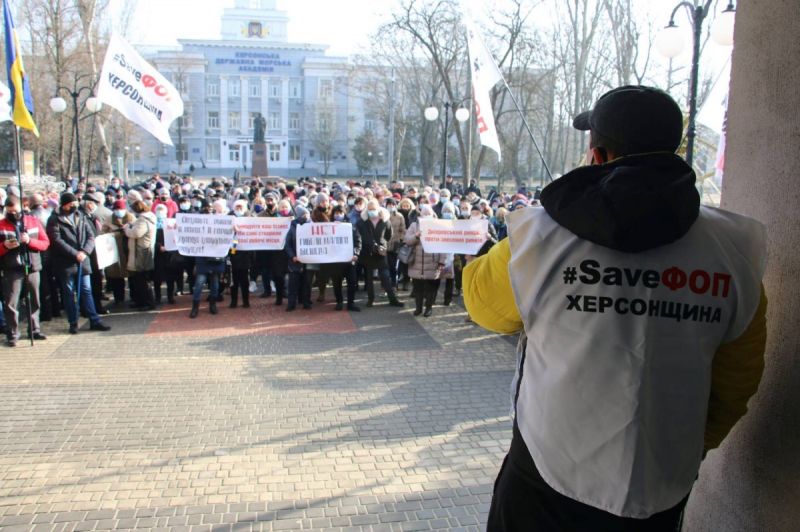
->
<box><xmin>356</xmin><ymin>199</ymin><xmax>403</xmax><ymax>308</ymax></box>
<box><xmin>326</xmin><ymin>205</ymin><xmax>361</xmax><ymax>312</ymax></box>
<box><xmin>229</xmin><ymin>200</ymin><xmax>254</xmax><ymax>309</ymax></box>
<box><xmin>404</xmin><ymin>204</ymin><xmax>445</xmax><ymax>317</ymax></box>
<box><xmin>284</xmin><ymin>205</ymin><xmax>312</xmax><ymax>311</ymax></box>
<box><xmin>189</xmin><ymin>202</ymin><xmax>226</xmax><ymax>318</ymax></box>
<box><xmin>101</xmin><ymin>200</ymin><xmax>135</xmax><ymax>307</ymax></box>
<box><xmin>123</xmin><ymin>200</ymin><xmax>157</xmax><ymax>311</ymax></box>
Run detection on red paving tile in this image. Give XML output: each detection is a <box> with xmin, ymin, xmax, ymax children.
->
<box><xmin>145</xmin><ymin>294</ymin><xmax>357</xmax><ymax>337</ymax></box>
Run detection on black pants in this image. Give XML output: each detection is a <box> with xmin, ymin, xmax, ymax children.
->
<box><xmin>330</xmin><ymin>263</ymin><xmax>357</xmax><ymax>305</ymax></box>
<box><xmin>230</xmin><ymin>268</ymin><xmax>250</xmax><ymax>306</ymax></box>
<box><xmin>387</xmin><ymin>251</ymin><xmax>399</xmax><ymax>287</ymax></box>
<box><xmin>433</xmin><ymin>278</ymin><xmax>453</xmax><ymax>305</ymax></box>
<box><xmin>129</xmin><ymin>271</ymin><xmax>154</xmax><ymax>307</ymax></box>
<box><xmin>487</xmin><ymin>425</ymin><xmax>689</xmax><ymax>532</ymax></box>
<box><xmin>107</xmin><ymin>277</ymin><xmax>126</xmax><ymax>304</ymax></box>
<box><xmin>412</xmin><ymin>279</ymin><xmax>437</xmax><ymax>311</ymax></box>
<box><xmin>287</xmin><ymin>269</ymin><xmax>311</xmax><ymax>308</ymax></box>
<box><xmin>365</xmin><ymin>265</ymin><xmax>396</xmax><ymax>303</ymax></box>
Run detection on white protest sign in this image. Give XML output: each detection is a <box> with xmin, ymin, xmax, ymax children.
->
<box><xmin>175</xmin><ymin>213</ymin><xmax>234</xmax><ymax>257</ymax></box>
<box><xmin>95</xmin><ymin>233</ymin><xmax>120</xmax><ymax>269</ymax></box>
<box><xmin>96</xmin><ymin>34</ymin><xmax>184</xmax><ymax>145</ymax></box>
<box><xmin>233</xmin><ymin>217</ymin><xmax>292</xmax><ymax>251</ymax></box>
<box><xmin>163</xmin><ymin>218</ymin><xmax>178</xmax><ymax>251</ymax></box>
<box><xmin>296</xmin><ymin>222</ymin><xmax>354</xmax><ymax>264</ymax></box>
<box><xmin>419</xmin><ymin>218</ymin><xmax>488</xmax><ymax>255</ymax></box>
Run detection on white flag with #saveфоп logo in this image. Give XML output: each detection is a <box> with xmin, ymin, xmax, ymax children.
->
<box><xmin>96</xmin><ymin>34</ymin><xmax>184</xmax><ymax>145</ymax></box>
<box><xmin>463</xmin><ymin>11</ymin><xmax>503</xmax><ymax>160</ymax></box>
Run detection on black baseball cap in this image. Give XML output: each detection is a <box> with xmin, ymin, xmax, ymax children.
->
<box><xmin>573</xmin><ymin>85</ymin><xmax>683</xmax><ymax>153</ymax></box>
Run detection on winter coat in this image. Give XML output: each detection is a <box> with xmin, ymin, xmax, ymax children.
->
<box><xmin>102</xmin><ymin>213</ymin><xmax>136</xmax><ymax>278</ymax></box>
<box><xmin>123</xmin><ymin>212</ymin><xmax>157</xmax><ymax>272</ymax></box>
<box><xmin>284</xmin><ymin>218</ymin><xmax>307</xmax><ymax>273</ymax></box>
<box><xmin>387</xmin><ymin>211</ymin><xmax>406</xmax><ymax>252</ymax></box>
<box><xmin>404</xmin><ymin>221</ymin><xmax>444</xmax><ymax>280</ymax></box>
<box><xmin>46</xmin><ymin>209</ymin><xmax>97</xmax><ymax>276</ymax></box>
<box><xmin>356</xmin><ymin>208</ymin><xmax>392</xmax><ymax>269</ymax></box>
<box><xmin>0</xmin><ymin>214</ymin><xmax>50</xmax><ymax>272</ymax></box>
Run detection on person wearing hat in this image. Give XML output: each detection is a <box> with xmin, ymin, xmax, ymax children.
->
<box><xmin>464</xmin><ymin>86</ymin><xmax>767</xmax><ymax>529</ymax></box>
<box><xmin>46</xmin><ymin>192</ymin><xmax>111</xmax><ymax>334</ymax></box>
<box><xmin>101</xmin><ymin>200</ymin><xmax>136</xmax><ymax>307</ymax></box>
<box><xmin>0</xmin><ymin>196</ymin><xmax>50</xmax><ymax>346</ymax></box>
<box><xmin>80</xmin><ymin>194</ymin><xmax>110</xmax><ymax>316</ymax></box>
<box><xmin>189</xmin><ymin>200</ymin><xmax>226</xmax><ymax>318</ymax></box>
<box><xmin>152</xmin><ymin>187</ymin><xmax>178</xmax><ymax>218</ymax></box>
<box><xmin>283</xmin><ymin>205</ymin><xmax>312</xmax><ymax>311</ymax></box>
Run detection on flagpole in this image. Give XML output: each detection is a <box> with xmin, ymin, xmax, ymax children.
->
<box><xmin>11</xmin><ymin>123</ymin><xmax>35</xmax><ymax>346</ymax></box>
<box><xmin>499</xmin><ymin>82</ymin><xmax>554</xmax><ymax>184</ymax></box>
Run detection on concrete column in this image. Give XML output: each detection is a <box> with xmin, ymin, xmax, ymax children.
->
<box><xmin>240</xmin><ymin>75</ymin><xmax>248</xmax><ymax>132</ymax></box>
<box><xmin>281</xmin><ymin>76</ymin><xmax>289</xmax><ymax>138</ymax></box>
<box><xmin>684</xmin><ymin>2</ymin><xmax>800</xmax><ymax>530</ymax></box>
<box><xmin>261</xmin><ymin>77</ymin><xmax>269</xmax><ymax>125</ymax></box>
<box><xmin>219</xmin><ymin>75</ymin><xmax>228</xmax><ymax>136</ymax></box>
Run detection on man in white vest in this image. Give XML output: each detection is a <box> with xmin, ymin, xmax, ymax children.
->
<box><xmin>464</xmin><ymin>85</ymin><xmax>767</xmax><ymax>531</ymax></box>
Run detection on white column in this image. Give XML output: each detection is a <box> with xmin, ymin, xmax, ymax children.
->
<box><xmin>240</xmin><ymin>75</ymin><xmax>248</xmax><ymax>132</ymax></box>
<box><xmin>281</xmin><ymin>77</ymin><xmax>289</xmax><ymax>138</ymax></box>
<box><xmin>219</xmin><ymin>75</ymin><xmax>229</xmax><ymax>136</ymax></box>
<box><xmin>261</xmin><ymin>77</ymin><xmax>269</xmax><ymax>128</ymax></box>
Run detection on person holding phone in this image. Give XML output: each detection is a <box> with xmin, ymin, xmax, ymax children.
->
<box><xmin>0</xmin><ymin>196</ymin><xmax>50</xmax><ymax>346</ymax></box>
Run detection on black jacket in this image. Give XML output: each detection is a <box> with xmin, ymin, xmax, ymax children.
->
<box><xmin>356</xmin><ymin>216</ymin><xmax>392</xmax><ymax>268</ymax></box>
<box><xmin>46</xmin><ymin>209</ymin><xmax>96</xmax><ymax>275</ymax></box>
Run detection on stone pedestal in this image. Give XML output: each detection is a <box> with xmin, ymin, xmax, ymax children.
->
<box><xmin>251</xmin><ymin>143</ymin><xmax>269</xmax><ymax>177</ymax></box>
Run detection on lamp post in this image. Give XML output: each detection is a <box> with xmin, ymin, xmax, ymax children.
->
<box><xmin>656</xmin><ymin>1</ymin><xmax>736</xmax><ymax>169</ymax></box>
<box><xmin>424</xmin><ymin>103</ymin><xmax>470</xmax><ymax>187</ymax></box>
<box><xmin>50</xmin><ymin>86</ymin><xmax>102</xmax><ymax>179</ymax></box>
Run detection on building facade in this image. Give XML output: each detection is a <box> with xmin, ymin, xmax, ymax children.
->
<box><xmin>135</xmin><ymin>0</ymin><xmax>368</xmax><ymax>178</ymax></box>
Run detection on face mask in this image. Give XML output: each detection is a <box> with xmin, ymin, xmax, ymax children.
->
<box><xmin>5</xmin><ymin>211</ymin><xmax>20</xmax><ymax>222</ymax></box>
<box><xmin>279</xmin><ymin>209</ymin><xmax>291</xmax><ymax>217</ymax></box>
<box><xmin>367</xmin><ymin>209</ymin><xmax>379</xmax><ymax>218</ymax></box>
<box><xmin>253</xmin><ymin>205</ymin><xmax>264</xmax><ymax>213</ymax></box>
<box><xmin>388</xmin><ymin>206</ymin><xmax>396</xmax><ymax>213</ymax></box>
<box><xmin>62</xmin><ymin>205</ymin><xmax>75</xmax><ymax>215</ymax></box>
<box><xmin>114</xmin><ymin>209</ymin><xmax>127</xmax><ymax>218</ymax></box>
<box><xmin>156</xmin><ymin>212</ymin><xmax>167</xmax><ymax>220</ymax></box>
<box><xmin>333</xmin><ymin>215</ymin><xmax>345</xmax><ymax>222</ymax></box>
<box><xmin>193</xmin><ymin>201</ymin><xmax>202</xmax><ymax>208</ymax></box>
<box><xmin>180</xmin><ymin>203</ymin><xmax>190</xmax><ymax>211</ymax></box>
<box><xmin>442</xmin><ymin>212</ymin><xmax>454</xmax><ymax>220</ymax></box>
<box><xmin>159</xmin><ymin>197</ymin><xmax>169</xmax><ymax>203</ymax></box>
<box><xmin>354</xmin><ymin>204</ymin><xmax>364</xmax><ymax>212</ymax></box>
<box><xmin>234</xmin><ymin>210</ymin><xmax>245</xmax><ymax>217</ymax></box>
<box><xmin>347</xmin><ymin>199</ymin><xmax>355</xmax><ymax>206</ymax></box>
<box><xmin>471</xmin><ymin>214</ymin><xmax>482</xmax><ymax>220</ymax></box>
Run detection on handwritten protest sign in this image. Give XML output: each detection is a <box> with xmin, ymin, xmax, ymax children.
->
<box><xmin>95</xmin><ymin>233</ymin><xmax>120</xmax><ymax>269</ymax></box>
<box><xmin>233</xmin><ymin>217</ymin><xmax>292</xmax><ymax>251</ymax></box>
<box><xmin>296</xmin><ymin>222</ymin><xmax>354</xmax><ymax>264</ymax></box>
<box><xmin>419</xmin><ymin>218</ymin><xmax>488</xmax><ymax>255</ymax></box>
<box><xmin>175</xmin><ymin>213</ymin><xmax>234</xmax><ymax>257</ymax></box>
<box><xmin>163</xmin><ymin>218</ymin><xmax>178</xmax><ymax>251</ymax></box>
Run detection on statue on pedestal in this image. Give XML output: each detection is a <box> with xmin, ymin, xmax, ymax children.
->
<box><xmin>253</xmin><ymin>113</ymin><xmax>266</xmax><ymax>144</ymax></box>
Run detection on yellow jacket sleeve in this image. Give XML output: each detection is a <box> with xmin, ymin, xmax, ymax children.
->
<box><xmin>463</xmin><ymin>238</ymin><xmax>523</xmax><ymax>335</ymax></box>
<box><xmin>704</xmin><ymin>285</ymin><xmax>768</xmax><ymax>451</ymax></box>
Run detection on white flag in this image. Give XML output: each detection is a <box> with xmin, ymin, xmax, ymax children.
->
<box><xmin>463</xmin><ymin>13</ymin><xmax>503</xmax><ymax>160</ymax></box>
<box><xmin>96</xmin><ymin>34</ymin><xmax>184</xmax><ymax>145</ymax></box>
<box><xmin>0</xmin><ymin>80</ymin><xmax>11</xmax><ymax>123</ymax></box>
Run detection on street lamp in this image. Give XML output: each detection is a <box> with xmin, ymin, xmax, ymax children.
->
<box><xmin>50</xmin><ymin>87</ymin><xmax>102</xmax><ymax>179</ymax></box>
<box><xmin>424</xmin><ymin>103</ymin><xmax>470</xmax><ymax>187</ymax></box>
<box><xmin>656</xmin><ymin>1</ymin><xmax>736</xmax><ymax>169</ymax></box>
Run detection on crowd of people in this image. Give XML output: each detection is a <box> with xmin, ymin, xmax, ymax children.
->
<box><xmin>0</xmin><ymin>172</ymin><xmax>540</xmax><ymax>345</ymax></box>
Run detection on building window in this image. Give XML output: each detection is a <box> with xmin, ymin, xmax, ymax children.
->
<box><xmin>270</xmin><ymin>83</ymin><xmax>280</xmax><ymax>98</ymax></box>
<box><xmin>207</xmin><ymin>111</ymin><xmax>219</xmax><ymax>129</ymax></box>
<box><xmin>229</xmin><ymin>143</ymin><xmax>241</xmax><ymax>162</ymax></box>
<box><xmin>319</xmin><ymin>79</ymin><xmax>333</xmax><ymax>99</ymax></box>
<box><xmin>289</xmin><ymin>144</ymin><xmax>301</xmax><ymax>161</ymax></box>
<box><xmin>229</xmin><ymin>111</ymin><xmax>241</xmax><ymax>130</ymax></box>
<box><xmin>176</xmin><ymin>113</ymin><xmax>193</xmax><ymax>130</ymax></box>
<box><xmin>207</xmin><ymin>81</ymin><xmax>219</xmax><ymax>97</ymax></box>
<box><xmin>289</xmin><ymin>82</ymin><xmax>301</xmax><ymax>99</ymax></box>
<box><xmin>229</xmin><ymin>78</ymin><xmax>240</xmax><ymax>97</ymax></box>
<box><xmin>289</xmin><ymin>112</ymin><xmax>300</xmax><ymax>130</ymax></box>
<box><xmin>269</xmin><ymin>144</ymin><xmax>281</xmax><ymax>162</ymax></box>
<box><xmin>365</xmin><ymin>118</ymin><xmax>375</xmax><ymax>131</ymax></box>
<box><xmin>269</xmin><ymin>111</ymin><xmax>280</xmax><ymax>130</ymax></box>
<box><xmin>249</xmin><ymin>79</ymin><xmax>260</xmax><ymax>97</ymax></box>
<box><xmin>206</xmin><ymin>142</ymin><xmax>220</xmax><ymax>161</ymax></box>
<box><xmin>318</xmin><ymin>111</ymin><xmax>332</xmax><ymax>131</ymax></box>
<box><xmin>175</xmin><ymin>144</ymin><xmax>188</xmax><ymax>162</ymax></box>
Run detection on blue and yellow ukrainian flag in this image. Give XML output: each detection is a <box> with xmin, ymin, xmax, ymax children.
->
<box><xmin>3</xmin><ymin>0</ymin><xmax>38</xmax><ymax>137</ymax></box>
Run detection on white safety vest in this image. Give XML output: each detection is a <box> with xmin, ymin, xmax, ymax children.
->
<box><xmin>506</xmin><ymin>205</ymin><xmax>765</xmax><ymax>518</ymax></box>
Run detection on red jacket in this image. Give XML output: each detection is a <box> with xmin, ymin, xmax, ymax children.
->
<box><xmin>0</xmin><ymin>214</ymin><xmax>50</xmax><ymax>272</ymax></box>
